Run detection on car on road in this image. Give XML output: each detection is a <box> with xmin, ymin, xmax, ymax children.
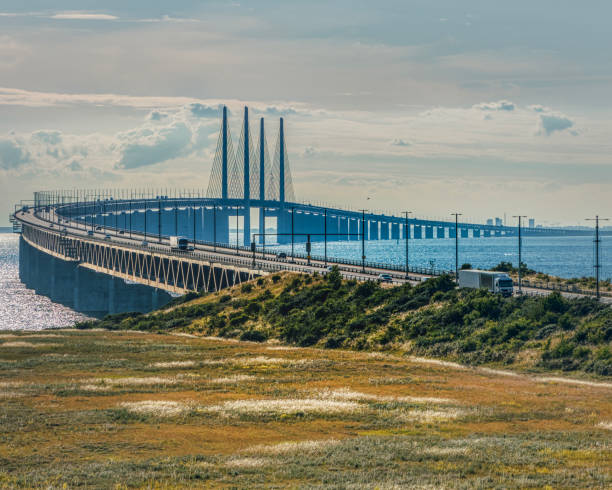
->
<box><xmin>141</xmin><ymin>240</ymin><xmax>149</xmax><ymax>247</ymax></box>
<box><xmin>103</xmin><ymin>234</ymin><xmax>111</xmax><ymax>241</ymax></box>
<box><xmin>95</xmin><ymin>226</ymin><xmax>102</xmax><ymax>231</ymax></box>
<box><xmin>276</xmin><ymin>252</ymin><xmax>287</xmax><ymax>260</ymax></box>
<box><xmin>87</xmin><ymin>230</ymin><xmax>94</xmax><ymax>236</ymax></box>
<box><xmin>377</xmin><ymin>273</ymin><xmax>393</xmax><ymax>283</ymax></box>
<box><xmin>118</xmin><ymin>230</ymin><xmax>124</xmax><ymax>235</ymax></box>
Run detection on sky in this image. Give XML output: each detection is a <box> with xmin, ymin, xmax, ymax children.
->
<box><xmin>1</xmin><ymin>1</ymin><xmax>611</xmax><ymax>226</ymax></box>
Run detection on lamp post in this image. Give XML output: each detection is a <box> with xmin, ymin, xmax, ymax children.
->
<box><xmin>586</xmin><ymin>216</ymin><xmax>609</xmax><ymax>300</ymax></box>
<box><xmin>359</xmin><ymin>209</ymin><xmax>367</xmax><ymax>273</ymax></box>
<box><xmin>451</xmin><ymin>213</ymin><xmax>462</xmax><ymax>282</ymax></box>
<box><xmin>513</xmin><ymin>215</ymin><xmax>527</xmax><ymax>293</ymax></box>
<box><xmin>236</xmin><ymin>206</ymin><xmax>240</xmax><ymax>255</ymax></box>
<box><xmin>403</xmin><ymin>211</ymin><xmax>412</xmax><ymax>279</ymax></box>
<box><xmin>158</xmin><ymin>198</ymin><xmax>162</xmax><ymax>243</ymax></box>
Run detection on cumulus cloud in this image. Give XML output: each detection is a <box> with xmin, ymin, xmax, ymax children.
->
<box><xmin>473</xmin><ymin>100</ymin><xmax>515</xmax><ymax>111</ymax></box>
<box><xmin>190</xmin><ymin>103</ymin><xmax>223</xmax><ymax>118</ymax></box>
<box><xmin>263</xmin><ymin>106</ymin><xmax>298</xmax><ymax>117</ymax></box>
<box><xmin>0</xmin><ymin>138</ymin><xmax>30</xmax><ymax>169</ymax></box>
<box><xmin>115</xmin><ymin>122</ymin><xmax>193</xmax><ymax>169</ymax></box>
<box><xmin>529</xmin><ymin>104</ymin><xmax>548</xmax><ymax>113</ymax></box>
<box><xmin>537</xmin><ymin>113</ymin><xmax>575</xmax><ymax>136</ymax></box>
<box><xmin>148</xmin><ymin>111</ymin><xmax>168</xmax><ymax>121</ymax></box>
<box><xmin>391</xmin><ymin>139</ymin><xmax>411</xmax><ymax>147</ymax></box>
<box><xmin>66</xmin><ymin>160</ymin><xmax>83</xmax><ymax>171</ymax></box>
<box><xmin>32</xmin><ymin>130</ymin><xmax>62</xmax><ymax>145</ymax></box>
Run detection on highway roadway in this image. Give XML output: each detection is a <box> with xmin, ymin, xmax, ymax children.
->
<box><xmin>15</xmin><ymin>208</ymin><xmax>612</xmax><ymax>304</ymax></box>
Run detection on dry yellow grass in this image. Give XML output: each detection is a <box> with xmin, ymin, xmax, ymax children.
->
<box><xmin>0</xmin><ymin>328</ymin><xmax>610</xmax><ymax>488</ymax></box>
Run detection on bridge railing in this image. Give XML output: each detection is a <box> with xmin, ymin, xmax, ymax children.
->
<box><xmin>519</xmin><ymin>279</ymin><xmax>611</xmax><ymax>298</ymax></box>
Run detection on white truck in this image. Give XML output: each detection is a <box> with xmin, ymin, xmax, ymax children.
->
<box><xmin>458</xmin><ymin>269</ymin><xmax>514</xmax><ymax>297</ymax></box>
<box><xmin>169</xmin><ymin>236</ymin><xmax>192</xmax><ymax>251</ymax></box>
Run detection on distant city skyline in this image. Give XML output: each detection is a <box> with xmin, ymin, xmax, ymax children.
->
<box><xmin>1</xmin><ymin>1</ymin><xmax>611</xmax><ymax>226</ymax></box>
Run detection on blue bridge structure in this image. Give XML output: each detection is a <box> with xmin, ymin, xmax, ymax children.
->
<box><xmin>11</xmin><ymin>105</ymin><xmax>605</xmax><ymax>317</ymax></box>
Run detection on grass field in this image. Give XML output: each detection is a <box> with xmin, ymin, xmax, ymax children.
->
<box><xmin>1</xmin><ymin>329</ymin><xmax>610</xmax><ymax>488</ymax></box>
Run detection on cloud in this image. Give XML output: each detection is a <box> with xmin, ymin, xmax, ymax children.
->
<box><xmin>391</xmin><ymin>139</ymin><xmax>411</xmax><ymax>147</ymax></box>
<box><xmin>189</xmin><ymin>103</ymin><xmax>224</xmax><ymax>118</ymax></box>
<box><xmin>264</xmin><ymin>106</ymin><xmax>298</xmax><ymax>117</ymax></box>
<box><xmin>50</xmin><ymin>12</ymin><xmax>118</xmax><ymax>21</ymax></box>
<box><xmin>115</xmin><ymin>122</ymin><xmax>192</xmax><ymax>170</ymax></box>
<box><xmin>473</xmin><ymin>100</ymin><xmax>515</xmax><ymax>111</ymax></box>
<box><xmin>529</xmin><ymin>105</ymin><xmax>548</xmax><ymax>113</ymax></box>
<box><xmin>32</xmin><ymin>130</ymin><xmax>62</xmax><ymax>145</ymax></box>
<box><xmin>537</xmin><ymin>113</ymin><xmax>575</xmax><ymax>136</ymax></box>
<box><xmin>66</xmin><ymin>160</ymin><xmax>83</xmax><ymax>171</ymax></box>
<box><xmin>0</xmin><ymin>138</ymin><xmax>29</xmax><ymax>169</ymax></box>
<box><xmin>148</xmin><ymin>111</ymin><xmax>168</xmax><ymax>121</ymax></box>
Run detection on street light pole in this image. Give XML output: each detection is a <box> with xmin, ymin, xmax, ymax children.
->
<box><xmin>359</xmin><ymin>209</ymin><xmax>367</xmax><ymax>273</ymax></box>
<box><xmin>586</xmin><ymin>215</ymin><xmax>609</xmax><ymax>300</ymax></box>
<box><xmin>513</xmin><ymin>215</ymin><xmax>527</xmax><ymax>293</ymax></box>
<box><xmin>403</xmin><ymin>211</ymin><xmax>412</xmax><ymax>279</ymax></box>
<box><xmin>158</xmin><ymin>198</ymin><xmax>162</xmax><ymax>243</ymax></box>
<box><xmin>451</xmin><ymin>213</ymin><xmax>462</xmax><ymax>282</ymax></box>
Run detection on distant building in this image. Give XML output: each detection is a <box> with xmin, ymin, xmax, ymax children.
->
<box><xmin>486</xmin><ymin>218</ymin><xmax>494</xmax><ymax>226</ymax></box>
<box><xmin>529</xmin><ymin>218</ymin><xmax>535</xmax><ymax>228</ymax></box>
<box><xmin>495</xmin><ymin>217</ymin><xmax>503</xmax><ymax>227</ymax></box>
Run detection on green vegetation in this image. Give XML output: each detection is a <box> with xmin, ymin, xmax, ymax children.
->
<box><xmin>78</xmin><ymin>269</ymin><xmax>612</xmax><ymax>375</ymax></box>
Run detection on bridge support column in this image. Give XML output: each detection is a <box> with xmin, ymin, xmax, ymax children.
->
<box><xmin>349</xmin><ymin>218</ymin><xmax>359</xmax><ymax>241</ymax></box>
<box><xmin>449</xmin><ymin>227</ymin><xmax>456</xmax><ymax>239</ymax></box>
<box><xmin>74</xmin><ymin>267</ymin><xmax>109</xmax><ymax>317</ymax></box>
<box><xmin>495</xmin><ymin>230</ymin><xmax>502</xmax><ymax>237</ymax></box>
<box><xmin>484</xmin><ymin>230</ymin><xmax>491</xmax><ymax>237</ymax></box>
<box><xmin>369</xmin><ymin>221</ymin><xmax>379</xmax><ymax>240</ymax></box>
<box><xmin>413</xmin><ymin>225</ymin><xmax>422</xmax><ymax>239</ymax></box>
<box><xmin>461</xmin><ymin>228</ymin><xmax>469</xmax><ymax>238</ymax></box>
<box><xmin>50</xmin><ymin>257</ymin><xmax>76</xmax><ymax>307</ymax></box>
<box><xmin>391</xmin><ymin>222</ymin><xmax>399</xmax><ymax>240</ymax></box>
<box><xmin>437</xmin><ymin>226</ymin><xmax>445</xmax><ymax>239</ymax></box>
<box><xmin>243</xmin><ymin>206</ymin><xmax>251</xmax><ymax>247</ymax></box>
<box><xmin>338</xmin><ymin>217</ymin><xmax>348</xmax><ymax>241</ymax></box>
<box><xmin>425</xmin><ymin>226</ymin><xmax>434</xmax><ymax>239</ymax></box>
<box><xmin>380</xmin><ymin>222</ymin><xmax>389</xmax><ymax>240</ymax></box>
<box><xmin>277</xmin><ymin>207</ymin><xmax>292</xmax><ymax>244</ymax></box>
<box><xmin>473</xmin><ymin>229</ymin><xmax>481</xmax><ymax>238</ymax></box>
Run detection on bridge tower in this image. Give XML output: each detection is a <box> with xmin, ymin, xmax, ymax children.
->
<box><xmin>259</xmin><ymin>117</ymin><xmax>266</xmax><ymax>244</ymax></box>
<box><xmin>222</xmin><ymin>106</ymin><xmax>229</xmax><ymax>200</ymax></box>
<box><xmin>242</xmin><ymin>107</ymin><xmax>251</xmax><ymax>246</ymax></box>
<box><xmin>279</xmin><ymin>117</ymin><xmax>285</xmax><ymax>205</ymax></box>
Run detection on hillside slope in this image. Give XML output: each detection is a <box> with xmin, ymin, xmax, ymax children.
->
<box><xmin>78</xmin><ymin>269</ymin><xmax>612</xmax><ymax>375</ymax></box>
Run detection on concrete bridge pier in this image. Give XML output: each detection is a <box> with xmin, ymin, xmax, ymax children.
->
<box><xmin>338</xmin><ymin>217</ymin><xmax>348</xmax><ymax>241</ymax></box>
<box><xmin>50</xmin><ymin>257</ymin><xmax>77</xmax><ymax>307</ymax></box>
<box><xmin>425</xmin><ymin>226</ymin><xmax>434</xmax><ymax>239</ymax></box>
<box><xmin>380</xmin><ymin>222</ymin><xmax>390</xmax><ymax>240</ymax></box>
<box><xmin>73</xmin><ymin>266</ymin><xmax>109</xmax><ymax>316</ymax></box>
<box><xmin>413</xmin><ymin>225</ymin><xmax>422</xmax><ymax>239</ymax></box>
<box><xmin>369</xmin><ymin>221</ymin><xmax>379</xmax><ymax>240</ymax></box>
<box><xmin>461</xmin><ymin>228</ymin><xmax>469</xmax><ymax>238</ymax></box>
<box><xmin>391</xmin><ymin>222</ymin><xmax>400</xmax><ymax>240</ymax></box>
<box><xmin>349</xmin><ymin>218</ymin><xmax>359</xmax><ymax>241</ymax></box>
<box><xmin>437</xmin><ymin>226</ymin><xmax>445</xmax><ymax>239</ymax></box>
<box><xmin>473</xmin><ymin>229</ymin><xmax>481</xmax><ymax>238</ymax></box>
<box><xmin>484</xmin><ymin>230</ymin><xmax>491</xmax><ymax>237</ymax></box>
<box><xmin>449</xmin><ymin>227</ymin><xmax>456</xmax><ymax>239</ymax></box>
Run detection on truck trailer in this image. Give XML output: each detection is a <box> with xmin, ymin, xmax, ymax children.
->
<box><xmin>169</xmin><ymin>236</ymin><xmax>192</xmax><ymax>251</ymax></box>
<box><xmin>458</xmin><ymin>269</ymin><xmax>514</xmax><ymax>296</ymax></box>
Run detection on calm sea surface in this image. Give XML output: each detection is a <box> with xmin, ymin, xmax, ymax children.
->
<box><xmin>1</xmin><ymin>232</ymin><xmax>609</xmax><ymax>331</ymax></box>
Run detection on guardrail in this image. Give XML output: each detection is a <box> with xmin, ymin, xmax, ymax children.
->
<box><xmin>519</xmin><ymin>279</ymin><xmax>611</xmax><ymax>298</ymax></box>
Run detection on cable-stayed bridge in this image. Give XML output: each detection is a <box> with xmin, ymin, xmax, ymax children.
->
<box><xmin>11</xmin><ymin>105</ymin><xmax>608</xmax><ymax>316</ymax></box>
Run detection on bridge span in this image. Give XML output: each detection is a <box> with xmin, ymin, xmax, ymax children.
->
<box><xmin>10</xmin><ymin>105</ymin><xmax>607</xmax><ymax>316</ymax></box>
